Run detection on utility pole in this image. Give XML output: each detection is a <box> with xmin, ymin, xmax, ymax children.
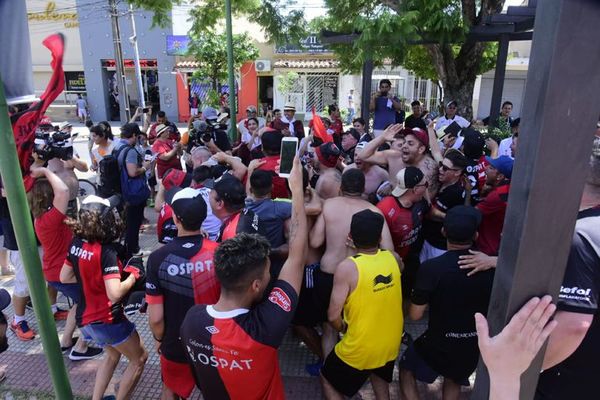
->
<box><xmin>225</xmin><ymin>0</ymin><xmax>237</xmax><ymax>142</ymax></box>
<box><xmin>109</xmin><ymin>0</ymin><xmax>130</xmax><ymax>122</ymax></box>
<box><xmin>129</xmin><ymin>4</ymin><xmax>145</xmax><ymax>110</ymax></box>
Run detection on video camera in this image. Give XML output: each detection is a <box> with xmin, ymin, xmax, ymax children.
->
<box><xmin>33</xmin><ymin>124</ymin><xmax>76</xmax><ymax>161</ymax></box>
<box><xmin>188</xmin><ymin>119</ymin><xmax>227</xmax><ymax>150</ymax></box>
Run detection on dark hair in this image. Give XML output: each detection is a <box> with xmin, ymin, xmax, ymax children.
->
<box><xmin>223</xmin><ymin>107</ymin><xmax>231</xmax><ymax>115</ymax></box>
<box><xmin>329</xmin><ymin>104</ymin><xmax>338</xmax><ymax>113</ymax></box>
<box><xmin>85</xmin><ymin>119</ymin><xmax>94</xmax><ymax>128</ymax></box>
<box><xmin>411</xmin><ymin>100</ymin><xmax>421</xmax><ymax>107</ymax></box>
<box><xmin>215</xmin><ymin>233</ymin><xmax>271</xmax><ymax>292</ymax></box>
<box><xmin>261</xmin><ymin>131</ymin><xmax>283</xmax><ymax>155</ymax></box>
<box><xmin>273</xmin><ymin>109</ymin><xmax>280</xmax><ymax>114</ymax></box>
<box><xmin>341</xmin><ymin>169</ymin><xmax>365</xmax><ymax>195</ymax></box>
<box><xmin>502</xmin><ymin>101</ymin><xmax>513</xmax><ymax>108</ymax></box>
<box><xmin>379</xmin><ymin>79</ymin><xmax>392</xmax><ymax>87</ymax></box>
<box><xmin>352</xmin><ymin>117</ymin><xmax>365</xmax><ymax>126</ymax></box>
<box><xmin>157</xmin><ymin>111</ymin><xmax>166</xmax><ymax>118</ymax></box>
<box><xmin>30</xmin><ymin>178</ymin><xmax>53</xmax><ymax>218</ymax></box>
<box><xmin>66</xmin><ymin>208</ymin><xmax>124</xmax><ymax>244</ymax></box>
<box><xmin>247</xmin><ymin>117</ymin><xmax>259</xmax><ymax>126</ymax></box>
<box><xmin>444</xmin><ymin>149</ymin><xmax>469</xmax><ymax>171</ymax></box>
<box><xmin>90</xmin><ymin>121</ymin><xmax>113</xmax><ymax>140</ymax></box>
<box><xmin>250</xmin><ymin>170</ymin><xmax>273</xmax><ymax>198</ymax></box>
<box><xmin>213</xmin><ymin>176</ymin><xmax>246</xmax><ymax>212</ymax></box>
<box><xmin>192</xmin><ymin>165</ymin><xmax>212</xmax><ymax>184</ymax></box>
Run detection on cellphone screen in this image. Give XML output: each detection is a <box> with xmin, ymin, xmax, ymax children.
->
<box><xmin>280</xmin><ymin>139</ymin><xmax>298</xmax><ymax>175</ymax></box>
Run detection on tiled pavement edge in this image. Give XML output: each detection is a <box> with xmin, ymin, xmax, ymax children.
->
<box><xmin>0</xmin><ymin>208</ymin><xmax>472</xmax><ymax>399</ymax></box>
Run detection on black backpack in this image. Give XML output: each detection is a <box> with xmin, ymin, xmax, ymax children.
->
<box><xmin>97</xmin><ymin>146</ymin><xmax>127</xmax><ymax>198</ymax></box>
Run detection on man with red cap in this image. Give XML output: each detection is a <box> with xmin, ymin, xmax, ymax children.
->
<box><xmin>360</xmin><ymin>125</ymin><xmax>439</xmax><ymax>197</ymax></box>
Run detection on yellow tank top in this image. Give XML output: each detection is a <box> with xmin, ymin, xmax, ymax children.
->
<box><xmin>335</xmin><ymin>249</ymin><xmax>404</xmax><ymax>370</ymax></box>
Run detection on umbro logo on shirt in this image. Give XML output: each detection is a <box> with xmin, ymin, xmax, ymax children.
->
<box><xmin>182</xmin><ymin>242</ymin><xmax>194</xmax><ymax>248</ymax></box>
<box><xmin>373</xmin><ymin>274</ymin><xmax>392</xmax><ymax>286</ymax></box>
<box><xmin>206</xmin><ymin>325</ymin><xmax>219</xmax><ymax>334</ymax></box>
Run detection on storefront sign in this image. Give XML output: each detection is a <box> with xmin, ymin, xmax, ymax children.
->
<box><xmin>166</xmin><ymin>35</ymin><xmax>191</xmax><ymax>56</ymax></box>
<box><xmin>276</xmin><ymin>35</ymin><xmax>331</xmax><ymax>54</ymax></box>
<box><xmin>322</xmin><ymin>75</ymin><xmax>338</xmax><ymax>107</ymax></box>
<box><xmin>65</xmin><ymin>71</ymin><xmax>86</xmax><ymax>91</ymax></box>
<box><xmin>28</xmin><ymin>1</ymin><xmax>79</xmax><ymax>29</ymax></box>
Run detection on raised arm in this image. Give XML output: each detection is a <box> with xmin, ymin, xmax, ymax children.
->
<box><xmin>427</xmin><ymin>121</ymin><xmax>443</xmax><ymax>163</ymax></box>
<box><xmin>276</xmin><ymin>156</ymin><xmax>308</xmax><ymax>294</ymax></box>
<box><xmin>360</xmin><ymin>124</ymin><xmax>402</xmax><ymax>166</ymax></box>
<box><xmin>30</xmin><ymin>167</ymin><xmax>69</xmax><ymax>215</ymax></box>
<box><xmin>212</xmin><ymin>152</ymin><xmax>248</xmax><ymax>181</ymax></box>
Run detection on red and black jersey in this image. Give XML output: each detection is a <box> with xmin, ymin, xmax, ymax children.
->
<box><xmin>377</xmin><ymin>196</ymin><xmax>430</xmax><ymax>261</ymax></box>
<box><xmin>156</xmin><ymin>204</ymin><xmax>177</xmax><ymax>244</ymax></box>
<box><xmin>465</xmin><ymin>155</ymin><xmax>489</xmax><ymax>204</ymax></box>
<box><xmin>180</xmin><ymin>280</ymin><xmax>298</xmax><ymax>400</ymax></box>
<box><xmin>145</xmin><ymin>234</ymin><xmax>220</xmax><ymax>362</ymax></box>
<box><xmin>65</xmin><ymin>238</ymin><xmax>125</xmax><ymax>327</ymax></box>
<box><xmin>218</xmin><ymin>208</ymin><xmax>263</xmax><ymax>242</ymax></box>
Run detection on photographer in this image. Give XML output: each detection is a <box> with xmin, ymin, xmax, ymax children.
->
<box><xmin>201</xmin><ymin>107</ymin><xmax>232</xmax><ymax>154</ymax></box>
<box><xmin>61</xmin><ymin>196</ymin><xmax>147</xmax><ymax>400</ymax></box>
<box><xmin>369</xmin><ymin>79</ymin><xmax>403</xmax><ymax>138</ymax></box>
<box><xmin>30</xmin><ymin>167</ymin><xmax>102</xmax><ymax>360</ymax></box>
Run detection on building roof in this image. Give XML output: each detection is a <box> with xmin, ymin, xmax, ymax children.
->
<box><xmin>273</xmin><ymin>59</ymin><xmax>339</xmax><ymax>69</ymax></box>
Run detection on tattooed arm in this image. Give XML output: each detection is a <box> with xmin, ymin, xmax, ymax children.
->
<box><xmin>277</xmin><ymin>156</ymin><xmax>308</xmax><ymax>295</ymax></box>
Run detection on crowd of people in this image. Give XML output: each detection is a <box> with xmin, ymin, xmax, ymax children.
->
<box><xmin>0</xmin><ymin>79</ymin><xmax>597</xmax><ymax>400</ymax></box>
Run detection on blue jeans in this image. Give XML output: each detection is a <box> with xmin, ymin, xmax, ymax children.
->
<box><xmin>81</xmin><ymin>319</ymin><xmax>136</xmax><ymax>348</ymax></box>
<box><xmin>346</xmin><ymin>108</ymin><xmax>355</xmax><ymax>124</ymax></box>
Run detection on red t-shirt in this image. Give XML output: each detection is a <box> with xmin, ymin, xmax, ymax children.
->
<box><xmin>257</xmin><ymin>155</ymin><xmax>290</xmax><ymax>199</ymax></box>
<box><xmin>152</xmin><ymin>139</ymin><xmax>182</xmax><ymax>179</ymax></box>
<box><xmin>476</xmin><ymin>182</ymin><xmax>510</xmax><ymax>256</ymax></box>
<box><xmin>34</xmin><ymin>207</ymin><xmax>73</xmax><ymax>282</ymax></box>
<box><xmin>330</xmin><ymin>117</ymin><xmax>343</xmax><ymax>136</ymax></box>
<box><xmin>377</xmin><ymin>196</ymin><xmax>428</xmax><ymax>261</ymax></box>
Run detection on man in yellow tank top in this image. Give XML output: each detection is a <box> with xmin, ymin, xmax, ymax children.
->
<box><xmin>321</xmin><ymin>209</ymin><xmax>404</xmax><ymax>399</ymax></box>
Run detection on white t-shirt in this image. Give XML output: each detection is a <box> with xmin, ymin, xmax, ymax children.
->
<box><xmin>76</xmin><ymin>98</ymin><xmax>87</xmax><ymax>110</ymax></box>
<box><xmin>91</xmin><ymin>141</ymin><xmax>116</xmax><ymax>166</ymax></box>
<box><xmin>237</xmin><ymin>117</ymin><xmax>266</xmax><ymax>138</ymax></box>
<box><xmin>434</xmin><ymin>114</ymin><xmax>470</xmax><ymax>131</ymax></box>
<box><xmin>197</xmin><ymin>187</ymin><xmax>221</xmax><ymax>241</ymax></box>
<box><xmin>498</xmin><ymin>137</ymin><xmax>513</xmax><ymax>158</ymax></box>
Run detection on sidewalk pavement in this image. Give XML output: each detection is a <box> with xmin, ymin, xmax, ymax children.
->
<box><xmin>0</xmin><ymin>206</ymin><xmax>472</xmax><ymax>399</ymax></box>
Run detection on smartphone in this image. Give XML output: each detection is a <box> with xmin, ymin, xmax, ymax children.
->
<box><xmin>279</xmin><ymin>137</ymin><xmax>298</xmax><ymax>178</ymax></box>
<box><xmin>142</xmin><ymin>107</ymin><xmax>150</xmax><ymax>113</ymax></box>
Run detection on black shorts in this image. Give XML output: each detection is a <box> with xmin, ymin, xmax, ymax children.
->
<box><xmin>321</xmin><ymin>349</ymin><xmax>395</xmax><ymax>397</ymax></box>
<box><xmin>398</xmin><ymin>342</ymin><xmax>470</xmax><ymax>386</ymax></box>
<box><xmin>292</xmin><ymin>263</ymin><xmax>333</xmax><ymax>327</ymax></box>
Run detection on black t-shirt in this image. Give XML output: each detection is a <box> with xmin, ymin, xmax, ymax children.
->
<box><xmin>405</xmin><ymin>115</ymin><xmax>427</xmax><ymax>131</ymax></box>
<box><xmin>213</xmin><ymin>129</ymin><xmax>232</xmax><ymax>152</ymax></box>
<box><xmin>422</xmin><ymin>181</ymin><xmax>466</xmax><ymax>249</ymax></box>
<box><xmin>218</xmin><ymin>208</ymin><xmax>265</xmax><ymax>242</ymax></box>
<box><xmin>145</xmin><ymin>234</ymin><xmax>220</xmax><ymax>362</ymax></box>
<box><xmin>411</xmin><ymin>249</ymin><xmax>494</xmax><ymax>381</ymax></box>
<box><xmin>536</xmin><ymin>208</ymin><xmax>600</xmax><ymax>399</ymax></box>
<box><xmin>180</xmin><ymin>280</ymin><xmax>298</xmax><ymax>399</ymax></box>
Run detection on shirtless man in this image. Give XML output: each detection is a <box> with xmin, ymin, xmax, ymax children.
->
<box><xmin>46</xmin><ymin>154</ymin><xmax>88</xmax><ymax>218</ymax></box>
<box><xmin>344</xmin><ymin>142</ymin><xmax>389</xmax><ymax>199</ymax></box>
<box><xmin>310</xmin><ymin>169</ymin><xmax>394</xmax><ymax>357</ymax></box>
<box><xmin>361</xmin><ymin>124</ymin><xmax>439</xmax><ymax>197</ymax></box>
<box><xmin>315</xmin><ymin>168</ymin><xmax>342</xmax><ymax>200</ymax></box>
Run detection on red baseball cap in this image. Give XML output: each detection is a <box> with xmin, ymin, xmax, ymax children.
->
<box><xmin>407</xmin><ymin>128</ymin><xmax>429</xmax><ymax>147</ymax></box>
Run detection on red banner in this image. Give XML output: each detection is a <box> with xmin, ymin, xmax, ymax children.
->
<box><xmin>311</xmin><ymin>107</ymin><xmax>333</xmax><ymax>143</ymax></box>
<box><xmin>10</xmin><ymin>33</ymin><xmax>65</xmax><ymax>191</ymax></box>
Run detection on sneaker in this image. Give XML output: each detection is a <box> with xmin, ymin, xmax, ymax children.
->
<box><xmin>54</xmin><ymin>308</ymin><xmax>69</xmax><ymax>321</ymax></box>
<box><xmin>10</xmin><ymin>320</ymin><xmax>35</xmax><ymax>341</ymax></box>
<box><xmin>25</xmin><ymin>301</ymin><xmax>33</xmax><ymax>311</ymax></box>
<box><xmin>69</xmin><ymin>346</ymin><xmax>103</xmax><ymax>361</ymax></box>
<box><xmin>61</xmin><ymin>336</ymin><xmax>79</xmax><ymax>353</ymax></box>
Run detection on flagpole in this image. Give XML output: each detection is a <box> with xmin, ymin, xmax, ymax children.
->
<box><xmin>0</xmin><ymin>77</ymin><xmax>73</xmax><ymax>398</ymax></box>
<box><xmin>225</xmin><ymin>0</ymin><xmax>237</xmax><ymax>143</ymax></box>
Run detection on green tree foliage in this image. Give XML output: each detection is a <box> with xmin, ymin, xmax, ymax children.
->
<box><xmin>187</xmin><ymin>32</ymin><xmax>259</xmax><ymax>90</ymax></box>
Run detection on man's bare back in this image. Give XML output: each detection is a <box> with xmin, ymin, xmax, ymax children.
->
<box><xmin>310</xmin><ymin>195</ymin><xmax>393</xmax><ymax>274</ymax></box>
<box><xmin>344</xmin><ymin>164</ymin><xmax>389</xmax><ymax>195</ymax></box>
<box><xmin>47</xmin><ymin>159</ymin><xmax>79</xmax><ymax>201</ymax></box>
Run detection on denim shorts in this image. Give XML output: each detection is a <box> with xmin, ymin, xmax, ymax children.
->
<box><xmin>81</xmin><ymin>319</ymin><xmax>136</xmax><ymax>348</ymax></box>
<box><xmin>47</xmin><ymin>281</ymin><xmax>80</xmax><ymax>304</ymax></box>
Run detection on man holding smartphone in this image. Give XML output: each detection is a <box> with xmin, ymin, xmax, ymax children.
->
<box><xmin>369</xmin><ymin>79</ymin><xmax>403</xmax><ymax>138</ymax></box>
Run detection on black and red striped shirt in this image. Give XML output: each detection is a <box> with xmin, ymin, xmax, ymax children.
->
<box><xmin>65</xmin><ymin>238</ymin><xmax>125</xmax><ymax>326</ymax></box>
<box><xmin>180</xmin><ymin>280</ymin><xmax>298</xmax><ymax>400</ymax></box>
<box><xmin>145</xmin><ymin>234</ymin><xmax>220</xmax><ymax>362</ymax></box>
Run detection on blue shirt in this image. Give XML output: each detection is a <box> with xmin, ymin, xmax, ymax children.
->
<box><xmin>115</xmin><ymin>139</ymin><xmax>141</xmax><ymax>169</ymax></box>
<box><xmin>373</xmin><ymin>96</ymin><xmax>399</xmax><ymax>130</ymax></box>
<box><xmin>245</xmin><ymin>198</ymin><xmax>292</xmax><ymax>248</ymax></box>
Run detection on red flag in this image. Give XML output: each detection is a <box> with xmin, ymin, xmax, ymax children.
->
<box><xmin>10</xmin><ymin>33</ymin><xmax>65</xmax><ymax>191</ymax></box>
<box><xmin>311</xmin><ymin>106</ymin><xmax>333</xmax><ymax>143</ymax></box>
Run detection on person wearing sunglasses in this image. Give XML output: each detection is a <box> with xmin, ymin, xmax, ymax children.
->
<box><xmin>421</xmin><ymin>150</ymin><xmax>470</xmax><ymax>263</ymax></box>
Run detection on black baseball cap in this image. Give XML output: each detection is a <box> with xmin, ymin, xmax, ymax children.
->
<box><xmin>443</xmin><ymin>206</ymin><xmax>482</xmax><ymax>242</ymax></box>
<box><xmin>392</xmin><ymin>167</ymin><xmax>424</xmax><ymax>197</ymax></box>
<box><xmin>462</xmin><ymin>128</ymin><xmax>485</xmax><ymax>159</ymax></box>
<box><xmin>212</xmin><ymin>174</ymin><xmax>246</xmax><ymax>208</ymax></box>
<box><xmin>166</xmin><ymin>187</ymin><xmax>207</xmax><ymax>228</ymax></box>
<box><xmin>350</xmin><ymin>209</ymin><xmax>384</xmax><ymax>248</ymax></box>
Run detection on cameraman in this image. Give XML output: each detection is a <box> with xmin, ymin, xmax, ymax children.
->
<box><xmin>202</xmin><ymin>107</ymin><xmax>232</xmax><ymax>155</ymax></box>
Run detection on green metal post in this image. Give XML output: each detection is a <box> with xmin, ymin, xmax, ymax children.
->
<box><xmin>225</xmin><ymin>0</ymin><xmax>237</xmax><ymax>143</ymax></box>
<box><xmin>0</xmin><ymin>77</ymin><xmax>73</xmax><ymax>399</ymax></box>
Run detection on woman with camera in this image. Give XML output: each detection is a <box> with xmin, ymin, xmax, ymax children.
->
<box><xmin>60</xmin><ymin>195</ymin><xmax>147</xmax><ymax>400</ymax></box>
<box><xmin>30</xmin><ymin>166</ymin><xmax>103</xmax><ymax>360</ymax></box>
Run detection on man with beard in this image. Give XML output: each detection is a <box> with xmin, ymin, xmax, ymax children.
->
<box><xmin>370</xmin><ymin>79</ymin><xmax>404</xmax><ymax>137</ymax></box>
<box><xmin>361</xmin><ymin>125</ymin><xmax>439</xmax><ymax>197</ymax></box>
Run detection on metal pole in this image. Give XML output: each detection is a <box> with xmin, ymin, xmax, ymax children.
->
<box><xmin>129</xmin><ymin>5</ymin><xmax>145</xmax><ymax>109</ymax></box>
<box><xmin>0</xmin><ymin>77</ymin><xmax>72</xmax><ymax>399</ymax></box>
<box><xmin>110</xmin><ymin>0</ymin><xmax>130</xmax><ymax>122</ymax></box>
<box><xmin>488</xmin><ymin>34</ymin><xmax>510</xmax><ymax>128</ymax></box>
<box><xmin>225</xmin><ymin>0</ymin><xmax>237</xmax><ymax>142</ymax></box>
<box><xmin>360</xmin><ymin>57</ymin><xmax>373</xmax><ymax>132</ymax></box>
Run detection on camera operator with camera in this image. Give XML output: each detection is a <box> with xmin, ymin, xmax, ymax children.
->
<box><xmin>192</xmin><ymin>107</ymin><xmax>232</xmax><ymax>155</ymax></box>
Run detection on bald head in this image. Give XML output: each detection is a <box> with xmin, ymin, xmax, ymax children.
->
<box><xmin>192</xmin><ymin>146</ymin><xmax>212</xmax><ymax>168</ymax></box>
<box><xmin>316</xmin><ymin>169</ymin><xmax>342</xmax><ymax>200</ymax></box>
